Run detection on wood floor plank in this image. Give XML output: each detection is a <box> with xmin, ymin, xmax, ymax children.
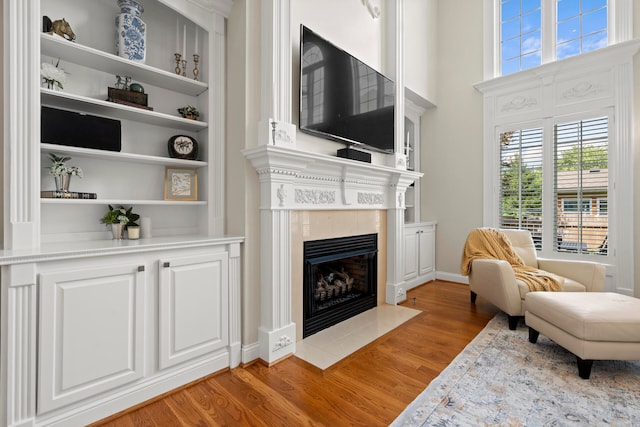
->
<box><xmin>92</xmin><ymin>281</ymin><xmax>499</xmax><ymax>426</ymax></box>
<box><xmin>245</xmin><ymin>361</ymin><xmax>383</xmax><ymax>426</ymax></box>
<box><xmin>195</xmin><ymin>377</ymin><xmax>270</xmax><ymax>426</ymax></box>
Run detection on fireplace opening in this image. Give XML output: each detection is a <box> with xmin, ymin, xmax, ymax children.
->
<box><xmin>303</xmin><ymin>233</ymin><xmax>378</xmax><ymax>338</ymax></box>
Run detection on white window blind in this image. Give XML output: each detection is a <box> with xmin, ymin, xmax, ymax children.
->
<box><xmin>554</xmin><ymin>117</ymin><xmax>608</xmax><ymax>255</ymax></box>
<box><xmin>499</xmin><ymin>127</ymin><xmax>543</xmax><ymax>247</ymax></box>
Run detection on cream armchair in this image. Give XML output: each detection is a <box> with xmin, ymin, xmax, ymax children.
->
<box><xmin>468</xmin><ymin>228</ymin><xmax>606</xmax><ymax>330</ymax></box>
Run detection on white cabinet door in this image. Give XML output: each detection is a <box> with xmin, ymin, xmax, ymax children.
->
<box><xmin>158</xmin><ymin>252</ymin><xmax>228</xmax><ymax>370</ymax></box>
<box><xmin>404</xmin><ymin>227</ymin><xmax>419</xmax><ymax>281</ymax></box>
<box><xmin>38</xmin><ymin>263</ymin><xmax>146</xmax><ymax>414</ymax></box>
<box><xmin>418</xmin><ymin>226</ymin><xmax>435</xmax><ymax>277</ymax></box>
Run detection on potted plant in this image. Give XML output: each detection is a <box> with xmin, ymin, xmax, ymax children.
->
<box><xmin>100</xmin><ymin>205</ymin><xmax>139</xmax><ymax>239</ymax></box>
<box><xmin>177</xmin><ymin>105</ymin><xmax>200</xmax><ymax>120</ymax></box>
<box><xmin>48</xmin><ymin>153</ymin><xmax>82</xmax><ymax>192</ymax></box>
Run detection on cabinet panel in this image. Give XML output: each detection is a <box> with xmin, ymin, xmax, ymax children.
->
<box><xmin>403</xmin><ymin>223</ymin><xmax>436</xmax><ymax>288</ymax></box>
<box><xmin>419</xmin><ymin>227</ymin><xmax>434</xmax><ymax>276</ymax></box>
<box><xmin>158</xmin><ymin>252</ymin><xmax>228</xmax><ymax>370</ymax></box>
<box><xmin>38</xmin><ymin>263</ymin><xmax>145</xmax><ymax>414</ymax></box>
<box><xmin>404</xmin><ymin>228</ymin><xmax>419</xmax><ymax>280</ymax></box>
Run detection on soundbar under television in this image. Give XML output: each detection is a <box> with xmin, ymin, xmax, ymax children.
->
<box><xmin>299</xmin><ymin>25</ymin><xmax>395</xmax><ymax>154</ymax></box>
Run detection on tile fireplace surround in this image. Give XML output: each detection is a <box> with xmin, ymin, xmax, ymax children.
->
<box><xmin>244</xmin><ymin>145</ymin><xmax>421</xmax><ymax>363</ymax></box>
<box><xmin>292</xmin><ymin>210</ymin><xmax>387</xmax><ymax>341</ymax></box>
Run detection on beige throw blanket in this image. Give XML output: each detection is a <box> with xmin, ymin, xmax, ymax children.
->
<box><xmin>461</xmin><ymin>228</ymin><xmax>562</xmax><ymax>292</ymax></box>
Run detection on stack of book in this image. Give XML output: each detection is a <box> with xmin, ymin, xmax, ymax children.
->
<box><xmin>41</xmin><ymin>191</ymin><xmax>97</xmax><ymax>199</ymax></box>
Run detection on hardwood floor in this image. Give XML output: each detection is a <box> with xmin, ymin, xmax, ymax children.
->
<box><xmin>92</xmin><ymin>280</ymin><xmax>499</xmax><ymax>426</ymax></box>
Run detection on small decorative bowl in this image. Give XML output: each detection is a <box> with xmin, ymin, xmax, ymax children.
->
<box><xmin>129</xmin><ymin>83</ymin><xmax>144</xmax><ymax>93</ymax></box>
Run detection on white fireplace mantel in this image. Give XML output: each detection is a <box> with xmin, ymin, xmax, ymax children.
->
<box><xmin>244</xmin><ymin>145</ymin><xmax>422</xmax><ymax>211</ymax></box>
<box><xmin>244</xmin><ymin>145</ymin><xmax>422</xmax><ymax>363</ymax></box>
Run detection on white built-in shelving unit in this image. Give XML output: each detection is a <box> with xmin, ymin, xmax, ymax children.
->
<box><xmin>1</xmin><ymin>1</ymin><xmax>241</xmax><ymax>426</ymax></box>
<box><xmin>35</xmin><ymin>0</ymin><xmax>229</xmax><ymax>243</ymax></box>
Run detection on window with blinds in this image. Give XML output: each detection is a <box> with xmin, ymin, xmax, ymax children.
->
<box><xmin>499</xmin><ymin>127</ymin><xmax>543</xmax><ymax>248</ymax></box>
<box><xmin>554</xmin><ymin>117</ymin><xmax>608</xmax><ymax>255</ymax></box>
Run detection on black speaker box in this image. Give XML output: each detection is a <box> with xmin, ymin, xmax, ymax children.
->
<box><xmin>337</xmin><ymin>146</ymin><xmax>371</xmax><ymax>163</ymax></box>
<box><xmin>41</xmin><ymin>106</ymin><xmax>122</xmax><ymax>152</ymax></box>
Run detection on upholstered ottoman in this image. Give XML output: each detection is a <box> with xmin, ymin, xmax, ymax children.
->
<box><xmin>524</xmin><ymin>292</ymin><xmax>640</xmax><ymax>379</ymax></box>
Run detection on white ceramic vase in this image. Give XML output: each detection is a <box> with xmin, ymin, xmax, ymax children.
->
<box><xmin>115</xmin><ymin>0</ymin><xmax>146</xmax><ymax>63</ymax></box>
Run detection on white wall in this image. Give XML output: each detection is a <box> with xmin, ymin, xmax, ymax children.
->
<box><xmin>422</xmin><ymin>0</ymin><xmax>484</xmax><ymax>280</ymax></box>
<box><xmin>404</xmin><ymin>0</ymin><xmax>437</xmax><ymax>104</ymax></box>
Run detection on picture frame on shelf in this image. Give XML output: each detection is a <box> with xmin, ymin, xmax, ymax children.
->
<box><xmin>164</xmin><ymin>167</ymin><xmax>197</xmax><ymax>201</ymax></box>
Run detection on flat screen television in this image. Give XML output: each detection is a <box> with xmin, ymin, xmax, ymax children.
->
<box><xmin>299</xmin><ymin>25</ymin><xmax>395</xmax><ymax>153</ymax></box>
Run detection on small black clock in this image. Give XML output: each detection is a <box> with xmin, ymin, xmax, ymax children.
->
<box><xmin>168</xmin><ymin>135</ymin><xmax>198</xmax><ymax>160</ymax></box>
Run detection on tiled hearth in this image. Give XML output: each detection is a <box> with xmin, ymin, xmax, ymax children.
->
<box><xmin>244</xmin><ymin>145</ymin><xmax>421</xmax><ymax>363</ymax></box>
<box><xmin>295</xmin><ymin>304</ymin><xmax>420</xmax><ymax>370</ymax></box>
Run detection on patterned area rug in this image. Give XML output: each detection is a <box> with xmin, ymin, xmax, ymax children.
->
<box><xmin>391</xmin><ymin>313</ymin><xmax>640</xmax><ymax>426</ymax></box>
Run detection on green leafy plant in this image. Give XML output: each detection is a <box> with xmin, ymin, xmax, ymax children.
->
<box><xmin>177</xmin><ymin>105</ymin><xmax>200</xmax><ymax>119</ymax></box>
<box><xmin>101</xmin><ymin>205</ymin><xmax>139</xmax><ymax>226</ymax></box>
<box><xmin>48</xmin><ymin>153</ymin><xmax>83</xmax><ymax>177</ymax></box>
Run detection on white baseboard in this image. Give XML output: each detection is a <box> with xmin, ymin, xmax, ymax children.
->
<box><xmin>241</xmin><ymin>342</ymin><xmax>261</xmax><ymax>365</ymax></box>
<box><xmin>436</xmin><ymin>271</ymin><xmax>468</xmax><ymax>284</ymax></box>
<box><xmin>40</xmin><ymin>353</ymin><xmax>230</xmax><ymax>427</ymax></box>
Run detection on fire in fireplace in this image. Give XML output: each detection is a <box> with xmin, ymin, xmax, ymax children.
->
<box><xmin>303</xmin><ymin>233</ymin><xmax>378</xmax><ymax>338</ymax></box>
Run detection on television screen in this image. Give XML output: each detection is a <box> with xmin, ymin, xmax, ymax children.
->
<box><xmin>299</xmin><ymin>25</ymin><xmax>395</xmax><ymax>153</ymax></box>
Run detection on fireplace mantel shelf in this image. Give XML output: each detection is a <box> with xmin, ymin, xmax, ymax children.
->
<box><xmin>243</xmin><ymin>145</ymin><xmax>423</xmax><ymax>211</ymax></box>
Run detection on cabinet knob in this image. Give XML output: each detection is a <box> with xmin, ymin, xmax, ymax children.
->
<box><xmin>163</xmin><ymin>262</ymin><xmax>170</xmax><ymax>268</ymax></box>
<box><xmin>138</xmin><ymin>265</ymin><xmax>145</xmax><ymax>272</ymax></box>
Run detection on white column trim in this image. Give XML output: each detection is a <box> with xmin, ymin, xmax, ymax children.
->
<box><xmin>1</xmin><ymin>264</ymin><xmax>38</xmax><ymax>427</ymax></box>
<box><xmin>228</xmin><ymin>242</ymin><xmax>242</xmax><ymax>368</ymax></box>
<box><xmin>4</xmin><ymin>0</ymin><xmax>40</xmax><ymax>250</ymax></box>
<box><xmin>611</xmin><ymin>60</ymin><xmax>634</xmax><ymax>295</ymax></box>
<box><xmin>210</xmin><ymin>14</ymin><xmax>226</xmax><ymax>235</ymax></box>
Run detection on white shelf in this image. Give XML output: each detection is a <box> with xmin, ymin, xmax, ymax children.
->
<box><xmin>41</xmin><ymin>90</ymin><xmax>208</xmax><ymax>132</ymax></box>
<box><xmin>41</xmin><ymin>143</ymin><xmax>207</xmax><ymax>168</ymax></box>
<box><xmin>41</xmin><ymin>33</ymin><xmax>208</xmax><ymax>96</ymax></box>
<box><xmin>41</xmin><ymin>198</ymin><xmax>207</xmax><ymax>206</ymax></box>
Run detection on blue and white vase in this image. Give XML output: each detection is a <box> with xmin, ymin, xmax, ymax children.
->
<box><xmin>115</xmin><ymin>0</ymin><xmax>146</xmax><ymax>63</ymax></box>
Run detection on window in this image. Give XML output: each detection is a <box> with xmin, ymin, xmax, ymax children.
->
<box><xmin>554</xmin><ymin>117</ymin><xmax>608</xmax><ymax>254</ymax></box>
<box><xmin>501</xmin><ymin>0</ymin><xmax>542</xmax><ymax>75</ymax></box>
<box><xmin>597</xmin><ymin>198</ymin><xmax>607</xmax><ymax>215</ymax></box>
<box><xmin>561</xmin><ymin>198</ymin><xmax>592</xmax><ymax>213</ymax></box>
<box><xmin>497</xmin><ymin>117</ymin><xmax>609</xmax><ymax>255</ymax></box>
<box><xmin>499</xmin><ymin>0</ymin><xmax>608</xmax><ymax>75</ymax></box>
<box><xmin>499</xmin><ymin>128</ymin><xmax>543</xmax><ymax>245</ymax></box>
<box><xmin>481</xmin><ymin>0</ymin><xmax>634</xmax><ymax>291</ymax></box>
